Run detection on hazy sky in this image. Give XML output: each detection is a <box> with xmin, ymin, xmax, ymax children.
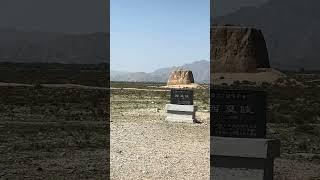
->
<box><xmin>111</xmin><ymin>0</ymin><xmax>210</xmax><ymax>72</ymax></box>
<box><xmin>0</xmin><ymin>0</ymin><xmax>108</xmax><ymax>33</ymax></box>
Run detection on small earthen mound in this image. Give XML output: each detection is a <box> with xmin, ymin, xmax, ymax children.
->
<box><xmin>167</xmin><ymin>69</ymin><xmax>195</xmax><ymax>85</ymax></box>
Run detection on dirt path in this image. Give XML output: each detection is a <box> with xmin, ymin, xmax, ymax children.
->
<box><xmin>0</xmin><ymin>82</ymin><xmax>33</xmax><ymax>87</ymax></box>
<box><xmin>0</xmin><ymin>82</ymin><xmax>108</xmax><ymax>90</ymax></box>
<box><xmin>0</xmin><ymin>81</ymin><xmax>172</xmax><ymax>92</ymax></box>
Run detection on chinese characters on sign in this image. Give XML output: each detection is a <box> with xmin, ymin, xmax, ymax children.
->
<box><xmin>170</xmin><ymin>89</ymin><xmax>194</xmax><ymax>105</ymax></box>
<box><xmin>211</xmin><ymin>89</ymin><xmax>267</xmax><ymax>138</ymax></box>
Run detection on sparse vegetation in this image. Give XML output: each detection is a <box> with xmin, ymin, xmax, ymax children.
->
<box><xmin>0</xmin><ymin>63</ymin><xmax>109</xmax><ymax>179</ymax></box>
<box><xmin>2</xmin><ymin>62</ymin><xmax>320</xmax><ymax>178</ymax></box>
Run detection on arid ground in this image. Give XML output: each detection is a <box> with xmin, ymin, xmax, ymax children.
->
<box><xmin>2</xmin><ymin>63</ymin><xmax>320</xmax><ymax>179</ymax></box>
<box><xmin>110</xmin><ymin>83</ymin><xmax>210</xmax><ymax>180</ymax></box>
<box><xmin>0</xmin><ymin>63</ymin><xmax>109</xmax><ymax>179</ymax></box>
<box><xmin>111</xmin><ymin>71</ymin><xmax>320</xmax><ymax>180</ymax></box>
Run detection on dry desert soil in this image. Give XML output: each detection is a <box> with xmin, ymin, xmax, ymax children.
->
<box><xmin>110</xmin><ymin>83</ymin><xmax>320</xmax><ymax>180</ymax></box>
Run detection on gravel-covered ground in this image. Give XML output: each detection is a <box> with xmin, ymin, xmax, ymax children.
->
<box><xmin>111</xmin><ymin>87</ymin><xmax>320</xmax><ymax>180</ymax></box>
<box><xmin>110</xmin><ymin>88</ymin><xmax>210</xmax><ymax>179</ymax></box>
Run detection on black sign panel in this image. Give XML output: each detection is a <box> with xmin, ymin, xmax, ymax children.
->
<box><xmin>210</xmin><ymin>89</ymin><xmax>266</xmax><ymax>138</ymax></box>
<box><xmin>170</xmin><ymin>89</ymin><xmax>193</xmax><ymax>105</ymax></box>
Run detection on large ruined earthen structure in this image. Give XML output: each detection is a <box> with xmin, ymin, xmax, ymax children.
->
<box><xmin>211</xmin><ymin>26</ymin><xmax>270</xmax><ymax>73</ymax></box>
<box><xmin>167</xmin><ymin>69</ymin><xmax>195</xmax><ymax>85</ymax></box>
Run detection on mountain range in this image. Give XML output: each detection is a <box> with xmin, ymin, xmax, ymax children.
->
<box><xmin>3</xmin><ymin>0</ymin><xmax>320</xmax><ymax>73</ymax></box>
<box><xmin>212</xmin><ymin>0</ymin><xmax>268</xmax><ymax>17</ymax></box>
<box><xmin>213</xmin><ymin>0</ymin><xmax>320</xmax><ymax>70</ymax></box>
<box><xmin>0</xmin><ymin>28</ymin><xmax>109</xmax><ymax>64</ymax></box>
<box><xmin>111</xmin><ymin>60</ymin><xmax>210</xmax><ymax>83</ymax></box>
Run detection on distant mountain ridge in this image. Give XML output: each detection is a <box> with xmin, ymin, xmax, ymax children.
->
<box><xmin>111</xmin><ymin>60</ymin><xmax>209</xmax><ymax>83</ymax></box>
<box><xmin>212</xmin><ymin>0</ymin><xmax>268</xmax><ymax>19</ymax></box>
<box><xmin>213</xmin><ymin>0</ymin><xmax>320</xmax><ymax>70</ymax></box>
<box><xmin>0</xmin><ymin>28</ymin><xmax>109</xmax><ymax>64</ymax></box>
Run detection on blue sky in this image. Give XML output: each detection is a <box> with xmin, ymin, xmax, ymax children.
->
<box><xmin>111</xmin><ymin>0</ymin><xmax>209</xmax><ymax>73</ymax></box>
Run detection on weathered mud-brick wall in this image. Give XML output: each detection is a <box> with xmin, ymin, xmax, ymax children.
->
<box><xmin>211</xmin><ymin>26</ymin><xmax>270</xmax><ymax>73</ymax></box>
<box><xmin>167</xmin><ymin>69</ymin><xmax>195</xmax><ymax>85</ymax></box>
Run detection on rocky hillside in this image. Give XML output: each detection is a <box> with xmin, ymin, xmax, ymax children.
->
<box><xmin>213</xmin><ymin>0</ymin><xmax>320</xmax><ymax>70</ymax></box>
